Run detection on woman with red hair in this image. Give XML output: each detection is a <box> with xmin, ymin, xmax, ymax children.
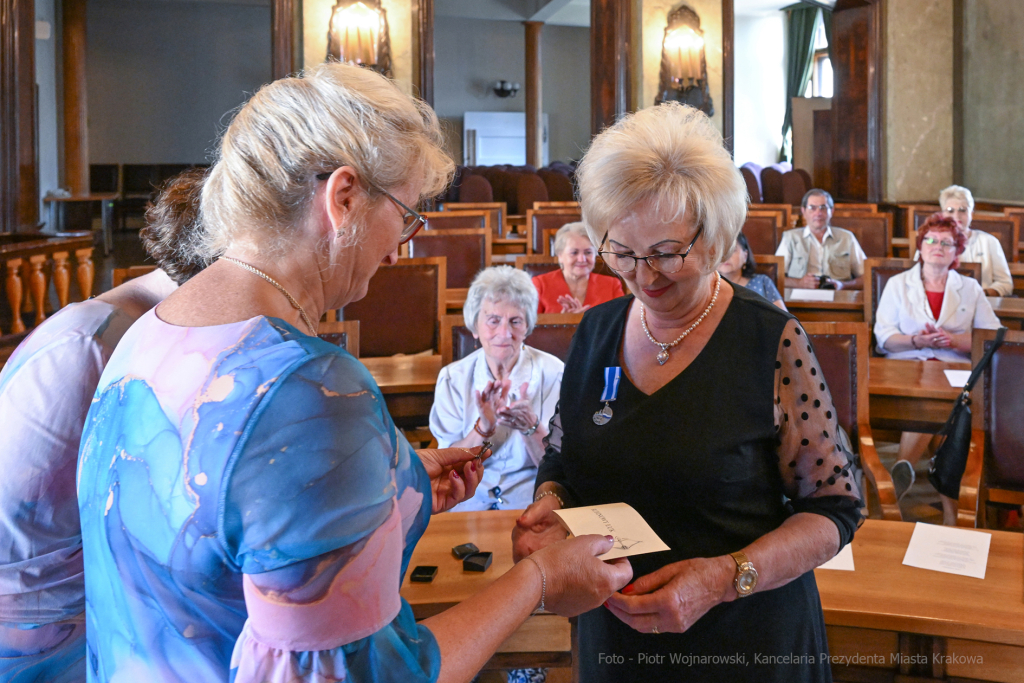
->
<box><xmin>874</xmin><ymin>213</ymin><xmax>1001</xmax><ymax>522</ymax></box>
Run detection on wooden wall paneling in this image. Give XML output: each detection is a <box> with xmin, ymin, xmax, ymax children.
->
<box><xmin>722</xmin><ymin>0</ymin><xmax>734</xmax><ymax>156</ymax></box>
<box><xmin>590</xmin><ymin>0</ymin><xmax>632</xmax><ymax>135</ymax></box>
<box><xmin>1</xmin><ymin>0</ymin><xmax>39</xmax><ymax>231</ymax></box>
<box><xmin>62</xmin><ymin>0</ymin><xmax>88</xmax><ymax>197</ymax></box>
<box><xmin>952</xmin><ymin>0</ymin><xmax>964</xmax><ymax>185</ymax></box>
<box><xmin>831</xmin><ymin>0</ymin><xmax>881</xmax><ymax>203</ymax></box>
<box><xmin>271</xmin><ymin>0</ymin><xmax>302</xmax><ymax>80</ymax></box>
<box><xmin>413</xmin><ymin>0</ymin><xmax>434</xmax><ymax>106</ymax></box>
<box><xmin>524</xmin><ymin>21</ymin><xmax>543</xmax><ymax>168</ymax></box>
<box><xmin>813</xmin><ymin>109</ymin><xmax>833</xmax><ymax>192</ymax></box>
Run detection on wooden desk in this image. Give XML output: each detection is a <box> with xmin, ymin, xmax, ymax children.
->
<box><xmin>401</xmin><ymin>510</ymin><xmax>572</xmax><ymax>670</ymax></box>
<box><xmin>42</xmin><ymin>192</ymin><xmax>118</xmax><ymax>256</ymax></box>
<box><xmin>363</xmin><ymin>354</ymin><xmax>442</xmax><ymax>427</ymax></box>
<box><xmin>785</xmin><ymin>288</ymin><xmax>865</xmax><ymax>322</ymax></box>
<box><xmin>990</xmin><ymin>297</ymin><xmax>1024</xmax><ymax>330</ymax></box>
<box><xmin>868</xmin><ymin>358</ymin><xmax>970</xmax><ymax>433</ymax></box>
<box><xmin>817</xmin><ymin>519</ymin><xmax>1024</xmax><ymax>682</ymax></box>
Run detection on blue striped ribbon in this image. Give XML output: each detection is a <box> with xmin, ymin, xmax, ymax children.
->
<box><xmin>600</xmin><ymin>366</ymin><xmax>621</xmax><ymax>403</ymax></box>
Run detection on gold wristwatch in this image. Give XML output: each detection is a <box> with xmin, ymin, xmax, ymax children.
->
<box><xmin>730</xmin><ymin>551</ymin><xmax>758</xmax><ymax>597</ymax></box>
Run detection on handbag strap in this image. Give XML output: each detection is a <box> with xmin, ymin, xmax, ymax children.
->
<box><xmin>962</xmin><ymin>326</ymin><xmax>1007</xmax><ymax>394</ymax></box>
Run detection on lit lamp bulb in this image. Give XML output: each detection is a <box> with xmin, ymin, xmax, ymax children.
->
<box><xmin>329</xmin><ymin>1</ymin><xmax>382</xmax><ymax>66</ymax></box>
<box><xmin>663</xmin><ymin>26</ymin><xmax>704</xmax><ymax>85</ymax></box>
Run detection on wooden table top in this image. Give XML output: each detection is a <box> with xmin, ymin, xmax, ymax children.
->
<box><xmin>816</xmin><ymin>519</ymin><xmax>1024</xmax><ymax>646</ymax></box>
<box><xmin>400</xmin><ymin>512</ymin><xmax>1024</xmax><ymax>647</ymax></box>
<box><xmin>363</xmin><ymin>354</ymin><xmax>442</xmax><ymax>394</ymax></box>
<box><xmin>990</xmin><ymin>296</ymin><xmax>1024</xmax><ymax>320</ymax></box>
<box><xmin>869</xmin><ymin>357</ymin><xmax>970</xmax><ymax>399</ymax></box>
<box><xmin>784</xmin><ymin>288</ymin><xmax>864</xmax><ymax>309</ymax></box>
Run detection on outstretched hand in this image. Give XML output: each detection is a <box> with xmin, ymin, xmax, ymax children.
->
<box><xmin>417</xmin><ymin>444</ymin><xmax>493</xmax><ymax>513</ymax></box>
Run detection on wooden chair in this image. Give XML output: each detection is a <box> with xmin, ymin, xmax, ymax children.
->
<box><xmin>903</xmin><ymin>204</ymin><xmax>941</xmax><ymax>241</ymax></box>
<box><xmin>515</xmin><ymin>254</ymin><xmax>560</xmax><ymax>279</ymax></box>
<box><xmin>422</xmin><ymin>210</ymin><xmax>490</xmax><ymax>233</ymax></box>
<box><xmin>440</xmin><ymin>313</ymin><xmax>584</xmax><ymax>366</ymax></box>
<box><xmin>831</xmin><ymin>211</ymin><xmax>893</xmax><ymax>258</ymax></box>
<box><xmin>742</xmin><ymin>210</ymin><xmax>786</xmax><ymax>255</ymax></box>
<box><xmin>526</xmin><ymin>209</ymin><xmax>581</xmax><ymax>255</ymax></box>
<box><xmin>753</xmin><ymin>254</ymin><xmax>785</xmax><ymax>295</ymax></box>
<box><xmin>406</xmin><ymin>229</ymin><xmax>491</xmax><ymax>309</ymax></box>
<box><xmin>340</xmin><ymin>257</ymin><xmax>445</xmax><ymax>357</ymax></box>
<box><xmin>1010</xmin><ymin>263</ymin><xmax>1024</xmax><ymax>298</ymax></box>
<box><xmin>1002</xmin><ymin>207</ymin><xmax>1024</xmax><ymax>260</ymax></box>
<box><xmin>803</xmin><ymin>322</ymin><xmax>900</xmax><ymax>521</ymax></box>
<box><xmin>438</xmin><ymin>202</ymin><xmax>507</xmax><ymax>237</ymax></box>
<box><xmin>458</xmin><ymin>174</ymin><xmax>493</xmax><ymax>203</ymax></box>
<box><xmin>834</xmin><ymin>203</ymin><xmax>878</xmax><ymax>213</ymax></box>
<box><xmin>781</xmin><ymin>170</ymin><xmax>809</xmax><ymax>207</ymax></box>
<box><xmin>112</xmin><ymin>265</ymin><xmax>156</xmax><ymax>287</ymax></box>
<box><xmin>537</xmin><ymin>170</ymin><xmax>575</xmax><ymax>202</ymax></box>
<box><xmin>908</xmin><ymin>215</ymin><xmax>1021</xmax><ymax>264</ymax></box>
<box><xmin>863</xmin><ymin>258</ymin><xmax>982</xmax><ymax>351</ymax></box>
<box><xmin>316</xmin><ymin>320</ymin><xmax>360</xmax><ymax>357</ymax></box>
<box><xmin>960</xmin><ymin>328</ymin><xmax>1024</xmax><ymax>528</ymax></box>
<box><xmin>515</xmin><ymin>174</ymin><xmax>549</xmax><ymax>216</ymax></box>
<box><xmin>758</xmin><ymin>203</ymin><xmax>795</xmax><ymax>229</ymax></box>
<box><xmin>740</xmin><ymin>167</ymin><xmax>761</xmax><ymax>204</ymax></box>
<box><xmin>532</xmin><ymin>201</ymin><xmax>579</xmax><ymax>211</ymax></box>
<box><xmin>760</xmin><ymin>167</ymin><xmax>784</xmax><ymax>204</ymax></box>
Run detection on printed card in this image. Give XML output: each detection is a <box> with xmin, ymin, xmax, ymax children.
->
<box><xmin>553</xmin><ymin>503</ymin><xmax>670</xmax><ymax>560</ymax></box>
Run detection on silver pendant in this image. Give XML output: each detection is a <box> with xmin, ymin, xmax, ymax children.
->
<box><xmin>593</xmin><ymin>403</ymin><xmax>613</xmax><ymax>425</ymax></box>
<box><xmin>657</xmin><ymin>348</ymin><xmax>670</xmax><ymax>365</ymax></box>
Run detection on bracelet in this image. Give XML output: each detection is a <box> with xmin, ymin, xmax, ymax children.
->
<box><xmin>534</xmin><ymin>490</ymin><xmax>565</xmax><ymax>508</ymax></box>
<box><xmin>521</xmin><ymin>416</ymin><xmax>541</xmax><ymax>437</ymax></box>
<box><xmin>523</xmin><ymin>556</ymin><xmax>546</xmax><ymax>612</ymax></box>
<box><xmin>474</xmin><ymin>417</ymin><xmax>496</xmax><ymax>439</ymax></box>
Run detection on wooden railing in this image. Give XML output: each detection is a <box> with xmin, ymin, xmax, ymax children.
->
<box><xmin>1</xmin><ymin>233</ymin><xmax>95</xmax><ymax>336</ymax></box>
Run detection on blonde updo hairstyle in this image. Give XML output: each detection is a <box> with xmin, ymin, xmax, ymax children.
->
<box><xmin>199</xmin><ymin>62</ymin><xmax>454</xmax><ymax>260</ymax></box>
<box><xmin>575</xmin><ymin>102</ymin><xmax>747</xmax><ymax>273</ymax></box>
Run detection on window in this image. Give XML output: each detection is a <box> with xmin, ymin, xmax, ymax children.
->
<box><xmin>802</xmin><ymin>11</ymin><xmax>833</xmax><ymax>98</ymax></box>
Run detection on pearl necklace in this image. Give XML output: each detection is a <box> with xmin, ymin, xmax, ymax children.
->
<box><xmin>640</xmin><ymin>271</ymin><xmax>721</xmax><ymax>365</ymax></box>
<box><xmin>219</xmin><ymin>256</ymin><xmax>317</xmax><ymax>335</ymax></box>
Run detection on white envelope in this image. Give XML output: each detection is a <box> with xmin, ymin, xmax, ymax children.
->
<box><xmin>553</xmin><ymin>503</ymin><xmax>670</xmax><ymax>560</ymax></box>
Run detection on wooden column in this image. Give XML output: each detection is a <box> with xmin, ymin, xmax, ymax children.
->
<box><xmin>722</xmin><ymin>0</ymin><xmax>735</xmax><ymax>157</ymax></box>
<box><xmin>0</xmin><ymin>0</ymin><xmax>39</xmax><ymax>232</ymax></box>
<box><xmin>590</xmin><ymin>0</ymin><xmax>632</xmax><ymax>135</ymax></box>
<box><xmin>413</xmin><ymin>0</ymin><xmax>434</xmax><ymax>106</ymax></box>
<box><xmin>271</xmin><ymin>0</ymin><xmax>301</xmax><ymax>80</ymax></box>
<box><xmin>62</xmin><ymin>0</ymin><xmax>89</xmax><ymax>196</ymax></box>
<box><xmin>524</xmin><ymin>21</ymin><xmax>543</xmax><ymax>168</ymax></box>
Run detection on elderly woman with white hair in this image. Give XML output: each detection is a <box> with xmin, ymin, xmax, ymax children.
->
<box><xmin>937</xmin><ymin>185</ymin><xmax>1012</xmax><ymax>297</ymax></box>
<box><xmin>74</xmin><ymin>64</ymin><xmax>631</xmax><ymax>683</ymax></box>
<box><xmin>533</xmin><ymin>222</ymin><xmax>624</xmax><ymax>313</ymax></box>
<box><xmin>431</xmin><ymin>266</ymin><xmax>564</xmax><ymax>511</ymax></box>
<box><xmin>512</xmin><ymin>103</ymin><xmax>862</xmax><ymax>683</ymax></box>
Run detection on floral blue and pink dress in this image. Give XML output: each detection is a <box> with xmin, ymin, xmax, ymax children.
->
<box><xmin>77</xmin><ymin>311</ymin><xmax>440</xmax><ymax>682</ymax></box>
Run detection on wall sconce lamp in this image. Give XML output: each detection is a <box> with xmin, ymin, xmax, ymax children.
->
<box><xmin>493</xmin><ymin>80</ymin><xmax>521</xmax><ymax>98</ymax></box>
<box><xmin>327</xmin><ymin>0</ymin><xmax>392</xmax><ymax>77</ymax></box>
<box><xmin>656</xmin><ymin>5</ymin><xmax>714</xmax><ymax>115</ymax></box>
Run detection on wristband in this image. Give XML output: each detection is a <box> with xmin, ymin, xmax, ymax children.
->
<box><xmin>474</xmin><ymin>417</ymin><xmax>496</xmax><ymax>439</ymax></box>
<box><xmin>534</xmin><ymin>490</ymin><xmax>565</xmax><ymax>508</ymax></box>
<box><xmin>521</xmin><ymin>416</ymin><xmax>541</xmax><ymax>437</ymax></box>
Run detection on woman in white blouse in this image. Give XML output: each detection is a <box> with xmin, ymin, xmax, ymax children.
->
<box><xmin>938</xmin><ymin>184</ymin><xmax>1013</xmax><ymax>297</ymax></box>
<box><xmin>875</xmin><ymin>212</ymin><xmax>1001</xmax><ymax>522</ymax></box>
<box><xmin>430</xmin><ymin>266</ymin><xmax>563</xmax><ymax>511</ymax></box>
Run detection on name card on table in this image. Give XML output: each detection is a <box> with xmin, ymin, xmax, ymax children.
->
<box><xmin>790</xmin><ymin>289</ymin><xmax>836</xmax><ymax>302</ymax></box>
<box><xmin>553</xmin><ymin>503</ymin><xmax>670</xmax><ymax>561</ymax></box>
<box><xmin>902</xmin><ymin>522</ymin><xmax>992</xmax><ymax>579</ymax></box>
<box><xmin>943</xmin><ymin>369</ymin><xmax>973</xmax><ymax>388</ymax></box>
<box><xmin>818</xmin><ymin>543</ymin><xmax>855</xmax><ymax>571</ymax></box>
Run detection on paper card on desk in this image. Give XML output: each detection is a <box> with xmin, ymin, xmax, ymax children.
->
<box><xmin>944</xmin><ymin>369</ymin><xmax>973</xmax><ymax>388</ymax></box>
<box><xmin>902</xmin><ymin>522</ymin><xmax>991</xmax><ymax>579</ymax></box>
<box><xmin>818</xmin><ymin>543</ymin><xmax>854</xmax><ymax>571</ymax></box>
<box><xmin>553</xmin><ymin>503</ymin><xmax>670</xmax><ymax>560</ymax></box>
<box><xmin>790</xmin><ymin>289</ymin><xmax>836</xmax><ymax>302</ymax></box>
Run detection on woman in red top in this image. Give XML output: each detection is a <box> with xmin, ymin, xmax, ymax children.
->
<box><xmin>533</xmin><ymin>222</ymin><xmax>624</xmax><ymax>313</ymax></box>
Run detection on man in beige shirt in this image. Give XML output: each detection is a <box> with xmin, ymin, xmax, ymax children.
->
<box><xmin>775</xmin><ymin>189</ymin><xmax>867</xmax><ymax>290</ymax></box>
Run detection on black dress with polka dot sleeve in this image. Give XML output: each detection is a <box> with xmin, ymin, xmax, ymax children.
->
<box><xmin>537</xmin><ymin>283</ymin><xmax>861</xmax><ymax>683</ymax></box>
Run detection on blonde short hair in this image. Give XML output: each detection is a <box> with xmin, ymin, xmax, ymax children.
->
<box><xmin>199</xmin><ymin>62</ymin><xmax>454</xmax><ymax>260</ymax></box>
<box><xmin>939</xmin><ymin>185</ymin><xmax>974</xmax><ymax>213</ymax></box>
<box><xmin>463</xmin><ymin>266</ymin><xmax>538</xmax><ymax>336</ymax></box>
<box><xmin>575</xmin><ymin>102</ymin><xmax>746</xmax><ymax>271</ymax></box>
<box><xmin>553</xmin><ymin>222</ymin><xmax>593</xmax><ymax>257</ymax></box>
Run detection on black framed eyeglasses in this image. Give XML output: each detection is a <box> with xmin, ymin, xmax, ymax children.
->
<box><xmin>597</xmin><ymin>226</ymin><xmax>703</xmax><ymax>274</ymax></box>
<box><xmin>316</xmin><ymin>172</ymin><xmax>426</xmax><ymax>244</ymax></box>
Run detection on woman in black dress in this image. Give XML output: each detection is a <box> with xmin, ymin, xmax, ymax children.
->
<box><xmin>511</xmin><ymin>103</ymin><xmax>862</xmax><ymax>683</ymax></box>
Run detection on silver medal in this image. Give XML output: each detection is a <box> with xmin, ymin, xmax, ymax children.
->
<box><xmin>593</xmin><ymin>402</ymin><xmax>613</xmax><ymax>425</ymax></box>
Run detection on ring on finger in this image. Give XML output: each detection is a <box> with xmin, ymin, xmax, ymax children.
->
<box><xmin>651</xmin><ymin>625</ymin><xmax>659</xmax><ymax>635</ymax></box>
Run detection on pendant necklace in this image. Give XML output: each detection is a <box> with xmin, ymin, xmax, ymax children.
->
<box><xmin>220</xmin><ymin>256</ymin><xmax>318</xmax><ymax>335</ymax></box>
<box><xmin>640</xmin><ymin>271</ymin><xmax>721</xmax><ymax>365</ymax></box>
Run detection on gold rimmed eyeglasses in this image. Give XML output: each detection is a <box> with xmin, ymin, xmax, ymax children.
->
<box><xmin>317</xmin><ymin>172</ymin><xmax>425</xmax><ymax>244</ymax></box>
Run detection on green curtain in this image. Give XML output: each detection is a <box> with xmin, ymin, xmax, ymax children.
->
<box><xmin>822</xmin><ymin>8</ymin><xmax>834</xmax><ymax>69</ymax></box>
<box><xmin>780</xmin><ymin>4</ymin><xmax>820</xmax><ymax>161</ymax></box>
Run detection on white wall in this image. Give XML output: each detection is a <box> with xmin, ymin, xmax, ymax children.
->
<box><xmin>86</xmin><ymin>0</ymin><xmax>272</xmax><ymax>164</ymax></box>
<box><xmin>433</xmin><ymin>16</ymin><xmax>590</xmax><ymax>164</ymax></box>
<box><xmin>733</xmin><ymin>12</ymin><xmax>786</xmax><ymax>166</ymax></box>
<box><xmin>35</xmin><ymin>0</ymin><xmax>59</xmax><ymax>214</ymax></box>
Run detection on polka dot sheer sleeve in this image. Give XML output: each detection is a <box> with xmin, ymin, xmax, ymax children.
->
<box><xmin>773</xmin><ymin>318</ymin><xmax>862</xmax><ymax>547</ymax></box>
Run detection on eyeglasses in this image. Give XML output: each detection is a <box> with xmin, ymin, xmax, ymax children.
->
<box><xmin>804</xmin><ymin>203</ymin><xmax>830</xmax><ymax>213</ymax></box>
<box><xmin>943</xmin><ymin>206</ymin><xmax>970</xmax><ymax>215</ymax></box>
<box><xmin>597</xmin><ymin>226</ymin><xmax>703</xmax><ymax>274</ymax></box>
<box><xmin>922</xmin><ymin>237</ymin><xmax>956</xmax><ymax>249</ymax></box>
<box><xmin>316</xmin><ymin>172</ymin><xmax>426</xmax><ymax>244</ymax></box>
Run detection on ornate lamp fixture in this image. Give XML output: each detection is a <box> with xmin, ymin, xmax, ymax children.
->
<box><xmin>656</xmin><ymin>5</ymin><xmax>713</xmax><ymax>115</ymax></box>
<box><xmin>327</xmin><ymin>0</ymin><xmax>392</xmax><ymax>77</ymax></box>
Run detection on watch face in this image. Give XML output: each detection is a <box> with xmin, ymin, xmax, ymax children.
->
<box><xmin>737</xmin><ymin>571</ymin><xmax>756</xmax><ymax>592</ymax></box>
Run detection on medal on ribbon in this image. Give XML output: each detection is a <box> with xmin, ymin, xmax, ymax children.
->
<box><xmin>593</xmin><ymin>366</ymin><xmax>621</xmax><ymax>425</ymax></box>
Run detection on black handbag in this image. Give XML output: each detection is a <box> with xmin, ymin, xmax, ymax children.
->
<box><xmin>927</xmin><ymin>327</ymin><xmax>1007</xmax><ymax>499</ymax></box>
